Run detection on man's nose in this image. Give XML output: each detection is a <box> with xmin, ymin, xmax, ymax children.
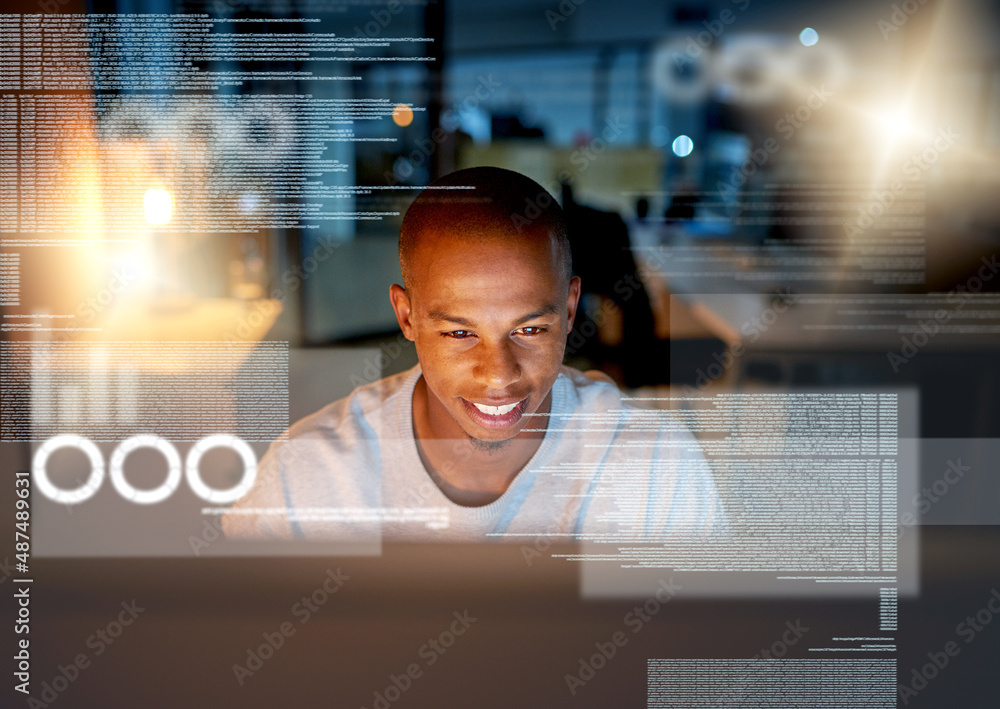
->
<box><xmin>473</xmin><ymin>339</ymin><xmax>521</xmax><ymax>389</ymax></box>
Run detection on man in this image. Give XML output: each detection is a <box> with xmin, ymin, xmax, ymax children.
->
<box><xmin>223</xmin><ymin>167</ymin><xmax>726</xmax><ymax>541</ymax></box>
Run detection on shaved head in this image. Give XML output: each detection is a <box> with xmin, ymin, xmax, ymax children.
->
<box><xmin>399</xmin><ymin>166</ymin><xmax>571</xmax><ymax>291</ymax></box>
<box><xmin>388</xmin><ymin>166</ymin><xmax>582</xmax><ymax>468</ymax></box>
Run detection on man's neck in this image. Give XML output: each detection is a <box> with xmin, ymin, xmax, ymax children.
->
<box><xmin>411</xmin><ymin>377</ymin><xmax>551</xmax><ymax>507</ymax></box>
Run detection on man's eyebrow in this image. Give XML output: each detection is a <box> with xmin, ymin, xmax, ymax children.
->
<box><xmin>427</xmin><ymin>311</ymin><xmax>475</xmax><ymax>327</ymax></box>
<box><xmin>426</xmin><ymin>304</ymin><xmax>559</xmax><ymax>327</ymax></box>
<box><xmin>513</xmin><ymin>304</ymin><xmax>559</xmax><ymax>325</ymax></box>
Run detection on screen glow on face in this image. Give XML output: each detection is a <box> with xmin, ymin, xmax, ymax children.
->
<box><xmin>394</xmin><ymin>233</ymin><xmax>578</xmax><ymax>444</ymax></box>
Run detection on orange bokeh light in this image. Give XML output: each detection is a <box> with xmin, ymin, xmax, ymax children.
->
<box><xmin>392</xmin><ymin>104</ymin><xmax>414</xmax><ymax>127</ymax></box>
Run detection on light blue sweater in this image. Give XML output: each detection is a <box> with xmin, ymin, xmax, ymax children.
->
<box><xmin>222</xmin><ymin>364</ymin><xmax>726</xmax><ymax>541</ymax></box>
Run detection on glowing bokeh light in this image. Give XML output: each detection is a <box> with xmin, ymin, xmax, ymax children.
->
<box><xmin>799</xmin><ymin>27</ymin><xmax>819</xmax><ymax>46</ymax></box>
<box><xmin>144</xmin><ymin>189</ymin><xmax>172</xmax><ymax>225</ymax></box>
<box><xmin>392</xmin><ymin>104</ymin><xmax>414</xmax><ymax>127</ymax></box>
<box><xmin>672</xmin><ymin>135</ymin><xmax>694</xmax><ymax>157</ymax></box>
<box><xmin>869</xmin><ymin>104</ymin><xmax>933</xmax><ymax>145</ymax></box>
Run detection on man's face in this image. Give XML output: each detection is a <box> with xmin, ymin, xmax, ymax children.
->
<box><xmin>390</xmin><ymin>231</ymin><xmax>580</xmax><ymax>445</ymax></box>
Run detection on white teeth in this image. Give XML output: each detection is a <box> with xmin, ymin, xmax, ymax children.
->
<box><xmin>473</xmin><ymin>401</ymin><xmax>519</xmax><ymax>416</ymax></box>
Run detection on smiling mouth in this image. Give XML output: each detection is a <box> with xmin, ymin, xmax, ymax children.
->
<box><xmin>461</xmin><ymin>397</ymin><xmax>529</xmax><ymax>430</ymax></box>
<box><xmin>473</xmin><ymin>401</ymin><xmax>519</xmax><ymax>416</ymax></box>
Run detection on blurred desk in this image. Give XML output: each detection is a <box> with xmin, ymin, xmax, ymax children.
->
<box><xmin>677</xmin><ymin>292</ymin><xmax>1000</xmax><ymax>437</ymax></box>
<box><xmin>680</xmin><ymin>293</ymin><xmax>1000</xmax><ymax>354</ymax></box>
<box><xmin>84</xmin><ymin>297</ymin><xmax>282</xmax><ymax>345</ymax></box>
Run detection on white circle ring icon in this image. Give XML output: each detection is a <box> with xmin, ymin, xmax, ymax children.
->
<box><xmin>185</xmin><ymin>434</ymin><xmax>258</xmax><ymax>504</ymax></box>
<box><xmin>109</xmin><ymin>435</ymin><xmax>183</xmax><ymax>505</ymax></box>
<box><xmin>33</xmin><ymin>434</ymin><xmax>105</xmax><ymax>505</ymax></box>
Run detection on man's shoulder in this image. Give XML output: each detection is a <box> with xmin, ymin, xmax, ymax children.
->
<box><xmin>556</xmin><ymin>366</ymin><xmax>624</xmax><ymax>412</ymax></box>
<box><xmin>556</xmin><ymin>366</ymin><xmax>695</xmax><ymax>438</ymax></box>
<box><xmin>282</xmin><ymin>365</ymin><xmax>417</xmax><ymax>442</ymax></box>
<box><xmin>223</xmin><ymin>366</ymin><xmax>419</xmax><ymax>539</ymax></box>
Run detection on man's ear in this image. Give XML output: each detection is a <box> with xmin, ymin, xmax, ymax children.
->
<box><xmin>389</xmin><ymin>284</ymin><xmax>416</xmax><ymax>341</ymax></box>
<box><xmin>566</xmin><ymin>276</ymin><xmax>582</xmax><ymax>331</ymax></box>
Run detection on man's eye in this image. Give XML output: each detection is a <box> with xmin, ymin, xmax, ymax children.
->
<box><xmin>445</xmin><ymin>330</ymin><xmax>472</xmax><ymax>339</ymax></box>
<box><xmin>518</xmin><ymin>326</ymin><xmax>545</xmax><ymax>336</ymax></box>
